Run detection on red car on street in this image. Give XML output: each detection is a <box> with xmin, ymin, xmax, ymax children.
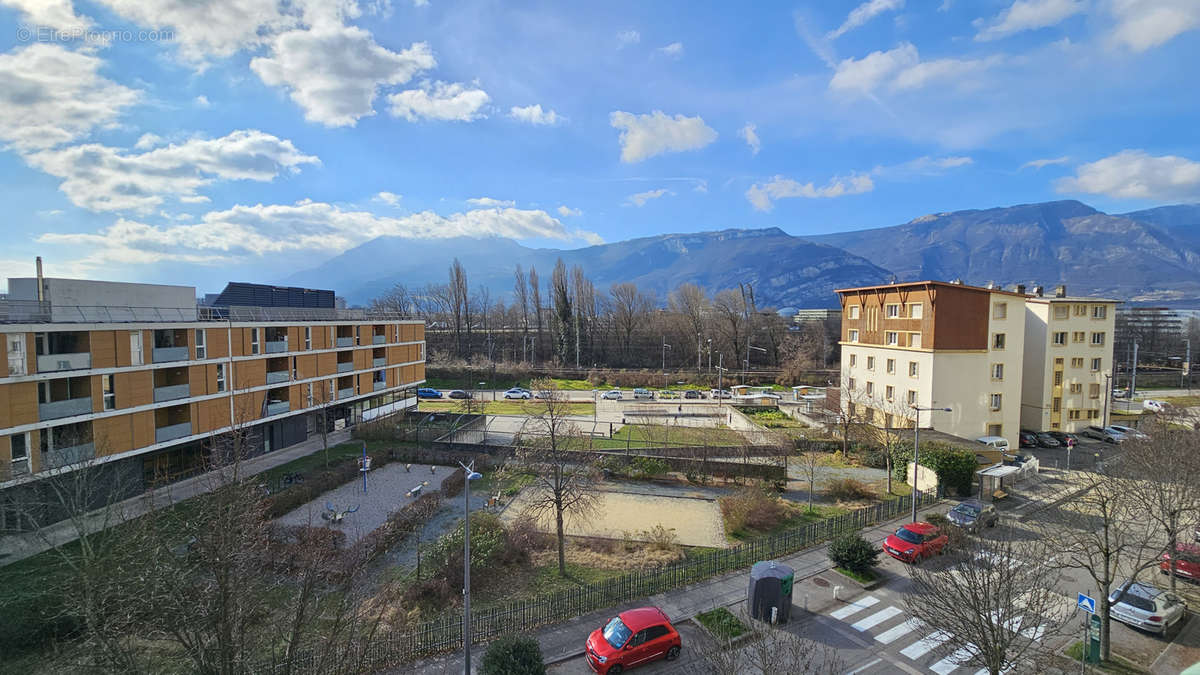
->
<box><xmin>883</xmin><ymin>522</ymin><xmax>948</xmax><ymax>563</ymax></box>
<box><xmin>1161</xmin><ymin>543</ymin><xmax>1200</xmax><ymax>581</ymax></box>
<box><xmin>585</xmin><ymin>606</ymin><xmax>681</xmax><ymax>674</ymax></box>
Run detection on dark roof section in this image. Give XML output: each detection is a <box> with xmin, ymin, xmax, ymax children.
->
<box><xmin>212</xmin><ymin>282</ymin><xmax>335</xmax><ymax>309</ymax></box>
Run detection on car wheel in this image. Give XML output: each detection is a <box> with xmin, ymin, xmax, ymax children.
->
<box><xmin>666</xmin><ymin>645</ymin><xmax>680</xmax><ymax>660</ymax></box>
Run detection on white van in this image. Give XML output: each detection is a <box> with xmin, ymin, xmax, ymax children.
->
<box><xmin>976</xmin><ymin>436</ymin><xmax>1010</xmax><ymax>451</ymax></box>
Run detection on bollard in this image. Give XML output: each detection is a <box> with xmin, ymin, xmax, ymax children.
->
<box><xmin>833</xmin><ymin>585</ymin><xmax>842</xmax><ymax>601</ymax></box>
<box><xmin>771</xmin><ymin>606</ymin><xmax>779</xmax><ymax>624</ymax></box>
<box><xmin>804</xmin><ymin>594</ymin><xmax>809</xmax><ymax>611</ymax></box>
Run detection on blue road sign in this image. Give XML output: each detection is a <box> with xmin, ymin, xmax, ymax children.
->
<box><xmin>1077</xmin><ymin>593</ymin><xmax>1096</xmax><ymax>613</ymax></box>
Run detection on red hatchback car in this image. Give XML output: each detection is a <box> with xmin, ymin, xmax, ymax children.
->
<box><xmin>585</xmin><ymin>606</ymin><xmax>681</xmax><ymax>674</ymax></box>
<box><xmin>883</xmin><ymin>522</ymin><xmax>948</xmax><ymax>563</ymax></box>
<box><xmin>1161</xmin><ymin>543</ymin><xmax>1200</xmax><ymax>581</ymax></box>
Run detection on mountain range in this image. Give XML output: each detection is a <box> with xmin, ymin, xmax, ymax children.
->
<box><xmin>284</xmin><ymin>200</ymin><xmax>1200</xmax><ymax>309</ymax></box>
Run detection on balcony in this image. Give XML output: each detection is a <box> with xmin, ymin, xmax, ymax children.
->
<box><xmin>338</xmin><ymin>387</ymin><xmax>355</xmax><ymax>400</ymax></box>
<box><xmin>265</xmin><ymin>401</ymin><xmax>290</xmax><ymax>416</ymax></box>
<box><xmin>337</xmin><ymin>361</ymin><xmax>354</xmax><ymax>373</ymax></box>
<box><xmin>336</xmin><ymin>337</ymin><xmax>354</xmax><ymax>348</ymax></box>
<box><xmin>155</xmin><ymin>422</ymin><xmax>192</xmax><ymax>444</ymax></box>
<box><xmin>153</xmin><ymin>383</ymin><xmax>190</xmax><ymax>403</ymax></box>
<box><xmin>37</xmin><ymin>352</ymin><xmax>91</xmax><ymax>373</ymax></box>
<box><xmin>266</xmin><ymin>370</ymin><xmax>290</xmax><ymax>384</ymax></box>
<box><xmin>373</xmin><ymin>356</ymin><xmax>386</xmax><ymax>367</ymax></box>
<box><xmin>372</xmin><ymin>334</ymin><xmax>386</xmax><ymax>345</ymax></box>
<box><xmin>38</xmin><ymin>396</ymin><xmax>91</xmax><ymax>421</ymax></box>
<box><xmin>265</xmin><ymin>339</ymin><xmax>288</xmax><ymax>354</ymax></box>
<box><xmin>152</xmin><ymin>346</ymin><xmax>189</xmax><ymax>363</ymax></box>
<box><xmin>42</xmin><ymin>442</ymin><xmax>95</xmax><ymax>469</ymax></box>
<box><xmin>373</xmin><ymin>380</ymin><xmax>386</xmax><ymax>391</ymax></box>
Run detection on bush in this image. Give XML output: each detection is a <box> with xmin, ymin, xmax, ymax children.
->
<box><xmin>826</xmin><ymin>478</ymin><xmax>875</xmax><ymax>501</ymax></box>
<box><xmin>719</xmin><ymin>487</ymin><xmax>789</xmax><ymax>535</ymax></box>
<box><xmin>696</xmin><ymin>607</ymin><xmax>747</xmax><ymax>639</ymax></box>
<box><xmin>481</xmin><ymin>634</ymin><xmax>546</xmax><ymax>675</ymax></box>
<box><xmin>892</xmin><ymin>442</ymin><xmax>977</xmax><ymax>497</ymax></box>
<box><xmin>629</xmin><ymin>456</ymin><xmax>670</xmax><ymax>479</ymax></box>
<box><xmin>827</xmin><ymin>532</ymin><xmax>879</xmax><ymax>574</ymax></box>
<box><xmin>640</xmin><ymin>524</ymin><xmax>678</xmax><ymax>552</ymax></box>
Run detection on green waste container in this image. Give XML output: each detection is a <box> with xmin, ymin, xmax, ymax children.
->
<box><xmin>1084</xmin><ymin>613</ymin><xmax>1101</xmax><ymax>663</ymax></box>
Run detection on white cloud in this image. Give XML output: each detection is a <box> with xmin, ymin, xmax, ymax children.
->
<box><xmin>609</xmin><ymin>110</ymin><xmax>718</xmax><ymax>163</ymax></box>
<box><xmin>0</xmin><ymin>0</ymin><xmax>92</xmax><ymax>31</ymax></box>
<box><xmin>828</xmin><ymin>0</ymin><xmax>905</xmax><ymax>40</ymax></box>
<box><xmin>466</xmin><ymin>197</ymin><xmax>516</xmax><ymax>207</ymax></box>
<box><xmin>1056</xmin><ymin>150</ymin><xmax>1200</xmax><ymax>200</ymax></box>
<box><xmin>97</xmin><ymin>0</ymin><xmax>300</xmax><ymax>62</ymax></box>
<box><xmin>1021</xmin><ymin>156</ymin><xmax>1070</xmax><ymax>169</ymax></box>
<box><xmin>976</xmin><ymin>0</ymin><xmax>1086</xmax><ymax>41</ymax></box>
<box><xmin>509</xmin><ymin>104</ymin><xmax>562</xmax><ymax>125</ymax></box>
<box><xmin>134</xmin><ymin>133</ymin><xmax>164</xmax><ymax>150</ymax></box>
<box><xmin>655</xmin><ymin>42</ymin><xmax>684</xmax><ymax>58</ymax></box>
<box><xmin>1109</xmin><ymin>0</ymin><xmax>1200</xmax><ymax>52</ymax></box>
<box><xmin>195</xmin><ymin>95</ymin><xmax>211</xmax><ymax>107</ymax></box>
<box><xmin>0</xmin><ymin>44</ymin><xmax>140</xmax><ymax>151</ymax></box>
<box><xmin>251</xmin><ymin>25</ymin><xmax>435</xmax><ymax>127</ymax></box>
<box><xmin>829</xmin><ymin>43</ymin><xmax>995</xmax><ymax>96</ymax></box>
<box><xmin>693</xmin><ymin>179</ymin><xmax>708</xmax><ymax>193</ymax></box>
<box><xmin>872</xmin><ymin>155</ymin><xmax>974</xmax><ymax>178</ymax></box>
<box><xmin>556</xmin><ymin>205</ymin><xmax>581</xmax><ymax>217</ymax></box>
<box><xmin>38</xmin><ymin>202</ymin><xmax>602</xmax><ymax>267</ymax></box>
<box><xmin>626</xmin><ymin>188</ymin><xmax>673</xmax><ymax>207</ymax></box>
<box><xmin>616</xmin><ymin>30</ymin><xmax>640</xmax><ymax>48</ymax></box>
<box><xmin>413</xmin><ymin>0</ymin><xmax>429</xmax><ymax>6</ymax></box>
<box><xmin>739</xmin><ymin>123</ymin><xmax>761</xmax><ymax>155</ymax></box>
<box><xmin>25</xmin><ymin>129</ymin><xmax>319</xmax><ymax>213</ymax></box>
<box><xmin>746</xmin><ymin>174</ymin><xmax>874</xmax><ymax>211</ymax></box>
<box><xmin>374</xmin><ymin>191</ymin><xmax>402</xmax><ymax>205</ymax></box>
<box><xmin>388</xmin><ymin>81</ymin><xmax>490</xmax><ymax>122</ymax></box>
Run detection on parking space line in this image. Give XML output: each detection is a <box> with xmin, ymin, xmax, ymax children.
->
<box><xmin>876</xmin><ymin>618</ymin><xmax>922</xmax><ymax>645</ymax></box>
<box><xmin>852</xmin><ymin>606</ymin><xmax>904</xmax><ymax>632</ymax></box>
<box><xmin>831</xmin><ymin>595</ymin><xmax>881</xmax><ymax>620</ymax></box>
<box><xmin>899</xmin><ymin>630</ymin><xmax>951</xmax><ymax>660</ymax></box>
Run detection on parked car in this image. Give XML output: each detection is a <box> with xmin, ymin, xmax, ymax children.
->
<box><xmin>710</xmin><ymin>389</ymin><xmax>732</xmax><ymax>399</ymax></box>
<box><xmin>447</xmin><ymin>390</ymin><xmax>470</xmax><ymax>399</ymax></box>
<box><xmin>601</xmin><ymin>390</ymin><xmax>623</xmax><ymax>400</ymax></box>
<box><xmin>658</xmin><ymin>390</ymin><xmax>680</xmax><ymax>399</ymax></box>
<box><xmin>1018</xmin><ymin>431</ymin><xmax>1039</xmax><ymax>449</ymax></box>
<box><xmin>1034</xmin><ymin>432</ymin><xmax>1061</xmax><ymax>448</ymax></box>
<box><xmin>1161</xmin><ymin>543</ymin><xmax>1200</xmax><ymax>581</ymax></box>
<box><xmin>1045</xmin><ymin>431</ymin><xmax>1080</xmax><ymax>446</ymax></box>
<box><xmin>417</xmin><ymin>387</ymin><xmax>442</xmax><ymax>399</ymax></box>
<box><xmin>633</xmin><ymin>388</ymin><xmax>654</xmax><ymax>400</ymax></box>
<box><xmin>1108</xmin><ymin>580</ymin><xmax>1186</xmax><ymax>634</ymax></box>
<box><xmin>1113</xmin><ymin>388</ymin><xmax>1129</xmax><ymax>398</ymax></box>
<box><xmin>503</xmin><ymin>387</ymin><xmax>531</xmax><ymax>399</ymax></box>
<box><xmin>1143</xmin><ymin>399</ymin><xmax>1168</xmax><ymax>413</ymax></box>
<box><xmin>883</xmin><ymin>522</ymin><xmax>948</xmax><ymax>563</ymax></box>
<box><xmin>683</xmin><ymin>390</ymin><xmax>705</xmax><ymax>399</ymax></box>
<box><xmin>1081</xmin><ymin>426</ymin><xmax>1126</xmax><ymax>444</ymax></box>
<box><xmin>976</xmin><ymin>436</ymin><xmax>1010</xmax><ymax>451</ymax></box>
<box><xmin>946</xmin><ymin>499</ymin><xmax>999</xmax><ymax>533</ymax></box>
<box><xmin>585</xmin><ymin>606</ymin><xmax>682</xmax><ymax>674</ymax></box>
<box><xmin>1109</xmin><ymin>424</ymin><xmax>1148</xmax><ymax>440</ymax></box>
<box><xmin>534</xmin><ymin>389</ymin><xmax>554</xmax><ymax>399</ymax></box>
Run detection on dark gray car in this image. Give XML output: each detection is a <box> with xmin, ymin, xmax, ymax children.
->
<box><xmin>946</xmin><ymin>499</ymin><xmax>998</xmax><ymax>532</ymax></box>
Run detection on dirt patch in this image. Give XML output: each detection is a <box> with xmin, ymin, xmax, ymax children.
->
<box><xmin>529</xmin><ymin>538</ymin><xmax>685</xmax><ymax>570</ymax></box>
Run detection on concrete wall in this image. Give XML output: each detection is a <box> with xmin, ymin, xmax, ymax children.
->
<box><xmin>9</xmin><ymin>278</ymin><xmax>196</xmax><ymax>311</ymax></box>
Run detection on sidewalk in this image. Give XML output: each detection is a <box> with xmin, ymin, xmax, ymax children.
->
<box><xmin>388</xmin><ymin>514</ymin><xmax>918</xmax><ymax>674</ymax></box>
<box><xmin>1006</xmin><ymin>467</ymin><xmax>1095</xmax><ymax>522</ymax></box>
<box><xmin>0</xmin><ymin>428</ymin><xmax>353</xmax><ymax>565</ymax></box>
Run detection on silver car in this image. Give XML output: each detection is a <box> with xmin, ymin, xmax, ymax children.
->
<box><xmin>1081</xmin><ymin>425</ymin><xmax>1125</xmax><ymax>444</ymax></box>
<box><xmin>1108</xmin><ymin>580</ymin><xmax>1186</xmax><ymax>634</ymax></box>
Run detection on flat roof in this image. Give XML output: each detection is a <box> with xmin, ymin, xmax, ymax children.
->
<box><xmin>978</xmin><ymin>464</ymin><xmax>1020</xmax><ymax>478</ymax></box>
<box><xmin>1025</xmin><ymin>296</ymin><xmax>1121</xmax><ymax>304</ymax></box>
<box><xmin>835</xmin><ymin>280</ymin><xmax>1028</xmax><ymax>298</ymax></box>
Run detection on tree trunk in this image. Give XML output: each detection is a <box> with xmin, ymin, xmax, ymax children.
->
<box><xmin>556</xmin><ymin>506</ymin><xmax>566</xmax><ymax>576</ymax></box>
<box><xmin>1099</xmin><ymin>587</ymin><xmax>1111</xmax><ymax>661</ymax></box>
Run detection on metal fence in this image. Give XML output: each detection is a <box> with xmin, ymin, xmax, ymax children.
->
<box><xmin>260</xmin><ymin>491</ymin><xmax>937</xmax><ymax>673</ymax></box>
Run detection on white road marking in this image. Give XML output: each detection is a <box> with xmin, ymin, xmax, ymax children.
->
<box><xmin>930</xmin><ymin>645</ymin><xmax>976</xmax><ymax>674</ymax></box>
<box><xmin>843</xmin><ymin>657</ymin><xmax>883</xmax><ymax>675</ymax></box>
<box><xmin>899</xmin><ymin>630</ymin><xmax>951</xmax><ymax>660</ymax></box>
<box><xmin>830</xmin><ymin>595</ymin><xmax>881</xmax><ymax>620</ymax></box>
<box><xmin>876</xmin><ymin>618</ymin><xmax>923</xmax><ymax>645</ymax></box>
<box><xmin>852</xmin><ymin>606</ymin><xmax>904</xmax><ymax>632</ymax></box>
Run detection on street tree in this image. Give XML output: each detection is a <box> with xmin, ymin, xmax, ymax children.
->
<box><xmin>697</xmin><ymin>609</ymin><xmax>844</xmax><ymax>674</ymax></box>
<box><xmin>794</xmin><ymin>440</ymin><xmax>826</xmax><ymax>512</ymax></box>
<box><xmin>904</xmin><ymin>530</ymin><xmax>1070</xmax><ymax>675</ymax></box>
<box><xmin>514</xmin><ymin>379</ymin><xmax>602</xmax><ymax>576</ymax></box>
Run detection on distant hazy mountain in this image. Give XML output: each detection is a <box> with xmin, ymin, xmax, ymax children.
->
<box><xmin>1121</xmin><ymin>204</ymin><xmax>1200</xmax><ymax>251</ymax></box>
<box><xmin>283</xmin><ymin>228</ymin><xmax>890</xmax><ymax>308</ymax></box>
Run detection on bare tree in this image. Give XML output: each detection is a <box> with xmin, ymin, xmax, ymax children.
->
<box><xmin>609</xmin><ymin>282</ymin><xmax>653</xmax><ymax>361</ymax></box>
<box><xmin>513</xmin><ymin>264</ymin><xmax>530</xmax><ymax>361</ymax></box>
<box><xmin>514</xmin><ymin>378</ymin><xmax>601</xmax><ymax>576</ymax></box>
<box><xmin>449</xmin><ymin>258</ymin><xmax>469</xmax><ymax>357</ymax></box>
<box><xmin>697</xmin><ymin>609</ymin><xmax>845</xmax><ymax>674</ymax></box>
<box><xmin>904</xmin><ymin>531</ymin><xmax>1070</xmax><ymax>675</ymax></box>
<box><xmin>794</xmin><ymin>441</ymin><xmax>826</xmax><ymax>512</ymax></box>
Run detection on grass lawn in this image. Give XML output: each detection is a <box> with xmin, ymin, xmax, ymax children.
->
<box><xmin>726</xmin><ymin>502</ymin><xmax>849</xmax><ymax>542</ymax></box>
<box><xmin>417</xmin><ymin>400</ymin><xmax>595</xmax><ymax>415</ymax></box>
<box><xmin>834</xmin><ymin>567</ymin><xmax>876</xmax><ymax>584</ymax></box>
<box><xmin>258</xmin><ymin>439</ymin><xmax>405</xmax><ymax>482</ymax></box>
<box><xmin>592</xmin><ymin>424</ymin><xmax>746</xmax><ymax>450</ymax></box>
<box><xmin>695</xmin><ymin>607</ymin><xmax>748</xmax><ymax>639</ymax></box>
<box><xmin>1064</xmin><ymin>642</ymin><xmax>1149</xmax><ymax>674</ymax></box>
<box><xmin>1162</xmin><ymin>395</ymin><xmax>1200</xmax><ymax>406</ymax></box>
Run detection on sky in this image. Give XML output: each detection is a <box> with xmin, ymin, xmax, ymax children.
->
<box><xmin>1</xmin><ymin>0</ymin><xmax>1198</xmax><ymax>294</ymax></box>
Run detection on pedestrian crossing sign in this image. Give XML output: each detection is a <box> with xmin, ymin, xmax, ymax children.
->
<box><xmin>1077</xmin><ymin>593</ymin><xmax>1095</xmax><ymax>613</ymax></box>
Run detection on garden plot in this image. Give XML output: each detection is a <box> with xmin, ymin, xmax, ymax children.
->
<box><xmin>501</xmin><ymin>481</ymin><xmax>729</xmax><ymax>548</ymax></box>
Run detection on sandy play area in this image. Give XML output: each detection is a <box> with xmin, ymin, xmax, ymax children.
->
<box><xmin>501</xmin><ymin>483</ymin><xmax>729</xmax><ymax>549</ymax></box>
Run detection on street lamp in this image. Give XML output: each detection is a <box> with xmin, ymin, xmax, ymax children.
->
<box><xmin>459</xmin><ymin>461</ymin><xmax>483</xmax><ymax>674</ymax></box>
<box><xmin>478</xmin><ymin>381</ymin><xmax>487</xmax><ymax>403</ymax></box>
<box><xmin>910</xmin><ymin>404</ymin><xmax>952</xmax><ymax>522</ymax></box>
<box><xmin>743</xmin><ymin>345</ymin><xmax>767</xmax><ymax>385</ymax></box>
<box><xmin>661</xmin><ymin>337</ymin><xmax>672</xmax><ymax>390</ymax></box>
<box><xmin>706</xmin><ymin>338</ymin><xmax>713</xmax><ymax>374</ymax></box>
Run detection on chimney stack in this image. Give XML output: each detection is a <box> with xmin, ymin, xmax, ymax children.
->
<box><xmin>1016</xmin><ymin>284</ymin><xmax>1026</xmax><ymax>295</ymax></box>
<box><xmin>986</xmin><ymin>281</ymin><xmax>995</xmax><ymax>289</ymax></box>
<box><xmin>1034</xmin><ymin>285</ymin><xmax>1044</xmax><ymax>297</ymax></box>
<box><xmin>1054</xmin><ymin>285</ymin><xmax>1066</xmax><ymax>298</ymax></box>
<box><xmin>35</xmin><ymin>256</ymin><xmax>44</xmax><ymax>302</ymax></box>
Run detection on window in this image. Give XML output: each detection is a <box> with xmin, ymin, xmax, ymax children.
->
<box><xmin>886</xmin><ymin>304</ymin><xmax>900</xmax><ymax>318</ymax></box>
<box><xmin>885</xmin><ymin>331</ymin><xmax>899</xmax><ymax>346</ymax></box>
<box><xmin>992</xmin><ymin>333</ymin><xmax>1006</xmax><ymax>350</ymax></box>
<box><xmin>848</xmin><ymin>329</ymin><xmax>859</xmax><ymax>342</ymax></box>
<box><xmin>849</xmin><ymin>353</ymin><xmax>857</xmax><ymax>367</ymax></box>
<box><xmin>6</xmin><ymin>333</ymin><xmax>26</xmax><ymax>375</ymax></box>
<box><xmin>216</xmin><ymin>363</ymin><xmax>226</xmax><ymax>392</ymax></box>
<box><xmin>1053</xmin><ymin>332</ymin><xmax>1067</xmax><ymax>345</ymax></box>
<box><xmin>307</xmin><ymin>382</ymin><xmax>314</xmax><ymax>407</ymax></box>
<box><xmin>886</xmin><ymin>358</ymin><xmax>896</xmax><ymax>374</ymax></box>
<box><xmin>865</xmin><ymin>382</ymin><xmax>874</xmax><ymax>396</ymax></box>
<box><xmin>866</xmin><ymin>356</ymin><xmax>875</xmax><ymax>371</ymax></box>
<box><xmin>1074</xmin><ymin>304</ymin><xmax>1087</xmax><ymax>316</ymax></box>
<box><xmin>909</xmin><ymin>333</ymin><xmax>921</xmax><ymax>348</ymax></box>
<box><xmin>907</xmin><ymin>390</ymin><xmax>917</xmax><ymax>405</ymax></box>
<box><xmin>1092</xmin><ymin>305</ymin><xmax>1107</xmax><ymax>319</ymax></box>
<box><xmin>1071</xmin><ymin>357</ymin><xmax>1084</xmax><ymax>368</ymax></box>
<box><xmin>1073</xmin><ymin>331</ymin><xmax>1086</xmax><ymax>343</ymax></box>
<box><xmin>849</xmin><ymin>305</ymin><xmax>860</xmax><ymax>319</ymax></box>
<box><xmin>304</xmin><ymin>326</ymin><xmax>312</xmax><ymax>350</ymax></box>
<box><xmin>102</xmin><ymin>374</ymin><xmax>115</xmax><ymax>410</ymax></box>
<box><xmin>10</xmin><ymin>432</ymin><xmax>29</xmax><ymax>475</ymax></box>
<box><xmin>1054</xmin><ymin>371</ymin><xmax>1063</xmax><ymax>386</ymax></box>
<box><xmin>329</xmin><ymin>326</ymin><xmax>334</xmax><ymax>346</ymax></box>
<box><xmin>250</xmin><ymin>328</ymin><xmax>260</xmax><ymax>355</ymax></box>
<box><xmin>909</xmin><ymin>361</ymin><xmax>919</xmax><ymax>377</ymax></box>
<box><xmin>1069</xmin><ymin>409</ymin><xmax>1082</xmax><ymax>420</ymax></box>
<box><xmin>993</xmin><ymin>302</ymin><xmax>1007</xmax><ymax>320</ymax></box>
<box><xmin>990</xmin><ymin>393</ymin><xmax>1002</xmax><ymax>410</ymax></box>
<box><xmin>909</xmin><ymin>303</ymin><xmax>923</xmax><ymax>319</ymax></box>
<box><xmin>1055</xmin><ymin>357</ymin><xmax>1064</xmax><ymax>366</ymax></box>
<box><xmin>1052</xmin><ymin>397</ymin><xmax>1062</xmax><ymax>412</ymax></box>
<box><xmin>194</xmin><ymin>328</ymin><xmax>206</xmax><ymax>359</ymax></box>
<box><xmin>987</xmin><ymin>424</ymin><xmax>1002</xmax><ymax>437</ymax></box>
<box><xmin>130</xmin><ymin>331</ymin><xmax>143</xmax><ymax>366</ymax></box>
<box><xmin>644</xmin><ymin>625</ymin><xmax>670</xmax><ymax>641</ymax></box>
<box><xmin>1091</xmin><ymin>332</ymin><xmax>1106</xmax><ymax>346</ymax></box>
<box><xmin>885</xmin><ymin>385</ymin><xmax>895</xmax><ymax>401</ymax></box>
<box><xmin>1091</xmin><ymin>358</ymin><xmax>1102</xmax><ymax>371</ymax></box>
<box><xmin>1089</xmin><ymin>383</ymin><xmax>1100</xmax><ymax>399</ymax></box>
<box><xmin>355</xmin><ymin>326</ymin><xmax>361</xmax><ymax>345</ymax></box>
<box><xmin>991</xmin><ymin>363</ymin><xmax>1004</xmax><ymax>380</ymax></box>
<box><xmin>1069</xmin><ymin>383</ymin><xmax>1082</xmax><ymax>394</ymax></box>
<box><xmin>1087</xmin><ymin>409</ymin><xmax>1100</xmax><ymax>419</ymax></box>
<box><xmin>847</xmin><ymin>377</ymin><xmax>856</xmax><ymax>389</ymax></box>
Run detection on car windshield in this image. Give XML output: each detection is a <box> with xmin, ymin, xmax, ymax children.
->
<box><xmin>894</xmin><ymin>527</ymin><xmax>923</xmax><ymax>544</ymax></box>
<box><xmin>602</xmin><ymin>617</ymin><xmax>632</xmax><ymax>649</ymax></box>
<box><xmin>952</xmin><ymin>503</ymin><xmax>980</xmax><ymax>517</ymax></box>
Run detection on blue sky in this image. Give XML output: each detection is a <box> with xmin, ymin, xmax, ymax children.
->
<box><xmin>1</xmin><ymin>0</ymin><xmax>1198</xmax><ymax>294</ymax></box>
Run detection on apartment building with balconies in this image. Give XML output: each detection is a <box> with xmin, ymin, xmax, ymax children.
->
<box><xmin>1</xmin><ymin>278</ymin><xmax>425</xmax><ymax>521</ymax></box>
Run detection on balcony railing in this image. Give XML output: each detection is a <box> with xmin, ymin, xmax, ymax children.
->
<box><xmin>155</xmin><ymin>422</ymin><xmax>192</xmax><ymax>444</ymax></box>
<box><xmin>373</xmin><ymin>380</ymin><xmax>386</xmax><ymax>391</ymax></box>
<box><xmin>373</xmin><ymin>356</ymin><xmax>386</xmax><ymax>367</ymax></box>
<box><xmin>153</xmin><ymin>383</ymin><xmax>190</xmax><ymax>403</ymax></box>
<box><xmin>266</xmin><ymin>370</ymin><xmax>290</xmax><ymax>384</ymax></box>
<box><xmin>265</xmin><ymin>401</ymin><xmax>290</xmax><ymax>416</ymax></box>
<box><xmin>336</xmin><ymin>337</ymin><xmax>354</xmax><ymax>348</ymax></box>
<box><xmin>337</xmin><ymin>361</ymin><xmax>354</xmax><ymax>373</ymax></box>
<box><xmin>36</xmin><ymin>352</ymin><xmax>90</xmax><ymax>373</ymax></box>
<box><xmin>152</xmin><ymin>346</ymin><xmax>189</xmax><ymax>363</ymax></box>
<box><xmin>372</xmin><ymin>334</ymin><xmax>386</xmax><ymax>344</ymax></box>
<box><xmin>38</xmin><ymin>397</ymin><xmax>91</xmax><ymax>421</ymax></box>
<box><xmin>265</xmin><ymin>340</ymin><xmax>288</xmax><ymax>354</ymax></box>
<box><xmin>42</xmin><ymin>442</ymin><xmax>95</xmax><ymax>469</ymax></box>
<box><xmin>338</xmin><ymin>387</ymin><xmax>355</xmax><ymax>400</ymax></box>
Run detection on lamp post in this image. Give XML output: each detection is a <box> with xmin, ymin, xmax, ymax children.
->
<box><xmin>706</xmin><ymin>338</ymin><xmax>713</xmax><ymax>374</ymax></box>
<box><xmin>661</xmin><ymin>337</ymin><xmax>672</xmax><ymax>390</ymax></box>
<box><xmin>910</xmin><ymin>404</ymin><xmax>951</xmax><ymax>522</ymax></box>
<box><xmin>459</xmin><ymin>461</ymin><xmax>483</xmax><ymax>674</ymax></box>
<box><xmin>743</xmin><ymin>345</ymin><xmax>766</xmax><ymax>385</ymax></box>
<box><xmin>1103</xmin><ymin>372</ymin><xmax>1112</xmax><ymax>429</ymax></box>
<box><xmin>716</xmin><ymin>353</ymin><xmax>726</xmax><ymax>412</ymax></box>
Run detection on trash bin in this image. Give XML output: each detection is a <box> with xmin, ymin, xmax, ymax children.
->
<box><xmin>747</xmin><ymin>561</ymin><xmax>794</xmax><ymax>624</ymax></box>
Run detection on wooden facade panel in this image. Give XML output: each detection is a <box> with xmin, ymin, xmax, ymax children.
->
<box><xmin>8</xmin><ymin>382</ymin><xmax>37</xmax><ymax>426</ymax></box>
<box><xmin>353</xmin><ymin>349</ymin><xmax>367</xmax><ymax>371</ymax></box>
<box><xmin>0</xmin><ymin>383</ymin><xmax>10</xmax><ymax>428</ymax></box>
<box><xmin>117</xmin><ymin>370</ymin><xmax>154</xmax><ymax>408</ymax></box>
<box><xmin>233</xmin><ymin>391</ymin><xmax>264</xmax><ymax>424</ymax></box>
<box><xmin>235</xmin><ymin>358</ymin><xmax>266</xmax><ymax>390</ymax></box>
<box><xmin>94</xmin><ymin>414</ymin><xmax>134</xmax><ymax>455</ymax></box>
<box><xmin>289</xmin><ymin>384</ymin><xmax>304</xmax><ymax>410</ymax></box>
<box><xmin>91</xmin><ymin>375</ymin><xmax>104</xmax><ymax>413</ymax></box>
<box><xmin>0</xmin><ymin>434</ymin><xmax>9</xmax><ymax>467</ymax></box>
<box><xmin>295</xmin><ymin>354</ymin><xmax>317</xmax><ymax>380</ymax></box>
<box><xmin>0</xmin><ymin>333</ymin><xmax>6</xmax><ymax>378</ymax></box>
<box><xmin>115</xmin><ymin>330</ymin><xmax>131</xmax><ymax>366</ymax></box>
<box><xmin>131</xmin><ymin>411</ymin><xmax>155</xmax><ymax>450</ymax></box>
<box><xmin>201</xmin><ymin>398</ymin><xmax>230</xmax><ymax>432</ymax></box>
<box><xmin>316</xmin><ymin>351</ymin><xmax>336</xmax><ymax>377</ymax></box>
<box><xmin>202</xmin><ymin>328</ymin><xmax>229</xmax><ymax>359</ymax></box>
<box><xmin>90</xmin><ymin>330</ymin><xmax>117</xmax><ymax>368</ymax></box>
<box><xmin>188</xmin><ymin>365</ymin><xmax>208</xmax><ymax>397</ymax></box>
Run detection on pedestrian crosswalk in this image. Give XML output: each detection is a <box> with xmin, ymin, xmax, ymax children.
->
<box><xmin>824</xmin><ymin>592</ymin><xmax>1065</xmax><ymax>675</ymax></box>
